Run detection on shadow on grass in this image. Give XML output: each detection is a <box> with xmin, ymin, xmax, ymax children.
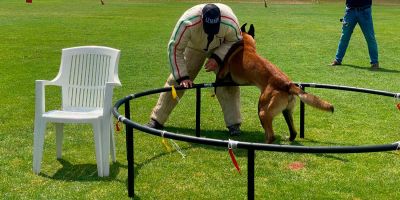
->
<box><xmin>341</xmin><ymin>64</ymin><xmax>400</xmax><ymax>73</ymax></box>
<box><xmin>41</xmin><ymin>159</ymin><xmax>143</xmax><ymax>198</ymax></box>
<box><xmin>41</xmin><ymin>159</ymin><xmax>123</xmax><ymax>181</ymax></box>
<box><xmin>162</xmin><ymin>126</ymin><xmax>352</xmax><ymax>160</ymax></box>
<box><xmin>161</xmin><ymin>126</ymin><xmax>376</xmax><ymax>162</ymax></box>
<box><xmin>166</xmin><ymin>126</ymin><xmax>264</xmax><ymax>143</ymax></box>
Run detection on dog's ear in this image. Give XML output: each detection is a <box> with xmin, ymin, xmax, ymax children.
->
<box><xmin>240</xmin><ymin>23</ymin><xmax>247</xmax><ymax>33</ymax></box>
<box><xmin>248</xmin><ymin>24</ymin><xmax>255</xmax><ymax>38</ymax></box>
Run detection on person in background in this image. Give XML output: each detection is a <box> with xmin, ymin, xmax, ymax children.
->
<box><xmin>147</xmin><ymin>3</ymin><xmax>243</xmax><ymax>136</ymax></box>
<box><xmin>331</xmin><ymin>0</ymin><xmax>379</xmax><ymax>70</ymax></box>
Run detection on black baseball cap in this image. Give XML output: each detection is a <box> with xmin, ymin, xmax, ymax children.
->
<box><xmin>202</xmin><ymin>4</ymin><xmax>221</xmax><ymax>35</ymax></box>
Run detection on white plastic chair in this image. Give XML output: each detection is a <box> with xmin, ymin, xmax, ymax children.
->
<box><xmin>33</xmin><ymin>46</ymin><xmax>121</xmax><ymax>177</ymax></box>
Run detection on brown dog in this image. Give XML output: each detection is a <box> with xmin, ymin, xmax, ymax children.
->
<box><xmin>218</xmin><ymin>24</ymin><xmax>334</xmax><ymax>143</ymax></box>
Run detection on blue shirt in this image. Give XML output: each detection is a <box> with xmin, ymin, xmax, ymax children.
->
<box><xmin>346</xmin><ymin>0</ymin><xmax>372</xmax><ymax>8</ymax></box>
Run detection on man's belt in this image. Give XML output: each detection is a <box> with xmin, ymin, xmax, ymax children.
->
<box><xmin>348</xmin><ymin>5</ymin><xmax>371</xmax><ymax>11</ymax></box>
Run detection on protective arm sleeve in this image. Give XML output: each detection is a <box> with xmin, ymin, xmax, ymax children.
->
<box><xmin>167</xmin><ymin>23</ymin><xmax>191</xmax><ymax>82</ymax></box>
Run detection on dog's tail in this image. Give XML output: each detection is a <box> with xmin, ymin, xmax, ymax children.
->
<box><xmin>288</xmin><ymin>83</ymin><xmax>334</xmax><ymax>112</ymax></box>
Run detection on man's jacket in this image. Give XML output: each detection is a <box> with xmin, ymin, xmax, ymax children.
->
<box><xmin>167</xmin><ymin>3</ymin><xmax>242</xmax><ymax>82</ymax></box>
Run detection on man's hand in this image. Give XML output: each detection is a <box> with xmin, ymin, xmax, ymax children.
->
<box><xmin>204</xmin><ymin>58</ymin><xmax>219</xmax><ymax>72</ymax></box>
<box><xmin>180</xmin><ymin>79</ymin><xmax>193</xmax><ymax>88</ymax></box>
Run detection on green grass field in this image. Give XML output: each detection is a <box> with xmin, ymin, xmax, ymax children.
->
<box><xmin>1</xmin><ymin>0</ymin><xmax>400</xmax><ymax>199</ymax></box>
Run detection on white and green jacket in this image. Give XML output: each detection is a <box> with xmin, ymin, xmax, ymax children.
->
<box><xmin>167</xmin><ymin>3</ymin><xmax>242</xmax><ymax>83</ymax></box>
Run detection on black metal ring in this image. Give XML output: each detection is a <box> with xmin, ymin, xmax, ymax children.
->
<box><xmin>112</xmin><ymin>82</ymin><xmax>400</xmax><ymax>153</ymax></box>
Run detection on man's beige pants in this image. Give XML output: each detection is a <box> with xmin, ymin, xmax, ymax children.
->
<box><xmin>150</xmin><ymin>48</ymin><xmax>241</xmax><ymax>127</ymax></box>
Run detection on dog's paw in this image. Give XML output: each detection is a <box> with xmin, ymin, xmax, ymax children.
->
<box><xmin>266</xmin><ymin>136</ymin><xmax>276</xmax><ymax>144</ymax></box>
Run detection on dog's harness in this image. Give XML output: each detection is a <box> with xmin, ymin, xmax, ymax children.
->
<box><xmin>226</xmin><ymin>45</ymin><xmax>243</xmax><ymax>67</ymax></box>
<box><xmin>214</xmin><ymin>40</ymin><xmax>244</xmax><ymax>94</ymax></box>
<box><xmin>219</xmin><ymin>40</ymin><xmax>244</xmax><ymax>78</ymax></box>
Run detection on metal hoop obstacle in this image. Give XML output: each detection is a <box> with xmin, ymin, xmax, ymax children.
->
<box><xmin>112</xmin><ymin>82</ymin><xmax>400</xmax><ymax>199</ymax></box>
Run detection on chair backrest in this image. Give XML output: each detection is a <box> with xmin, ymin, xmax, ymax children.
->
<box><xmin>52</xmin><ymin>46</ymin><xmax>121</xmax><ymax>111</ymax></box>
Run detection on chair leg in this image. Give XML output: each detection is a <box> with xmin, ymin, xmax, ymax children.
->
<box><xmin>101</xmin><ymin>119</ymin><xmax>111</xmax><ymax>177</ymax></box>
<box><xmin>55</xmin><ymin>123</ymin><xmax>64</xmax><ymax>159</ymax></box>
<box><xmin>110</xmin><ymin>119</ymin><xmax>116</xmax><ymax>163</ymax></box>
<box><xmin>92</xmin><ymin>121</ymin><xmax>104</xmax><ymax>177</ymax></box>
<box><xmin>33</xmin><ymin>119</ymin><xmax>47</xmax><ymax>174</ymax></box>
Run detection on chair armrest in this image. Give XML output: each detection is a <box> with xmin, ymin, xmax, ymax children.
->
<box><xmin>108</xmin><ymin>81</ymin><xmax>122</xmax><ymax>87</ymax></box>
<box><xmin>102</xmin><ymin>82</ymin><xmax>120</xmax><ymax>116</ymax></box>
<box><xmin>34</xmin><ymin>80</ymin><xmax>61</xmax><ymax>115</ymax></box>
<box><xmin>35</xmin><ymin>80</ymin><xmax>47</xmax><ymax>117</ymax></box>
